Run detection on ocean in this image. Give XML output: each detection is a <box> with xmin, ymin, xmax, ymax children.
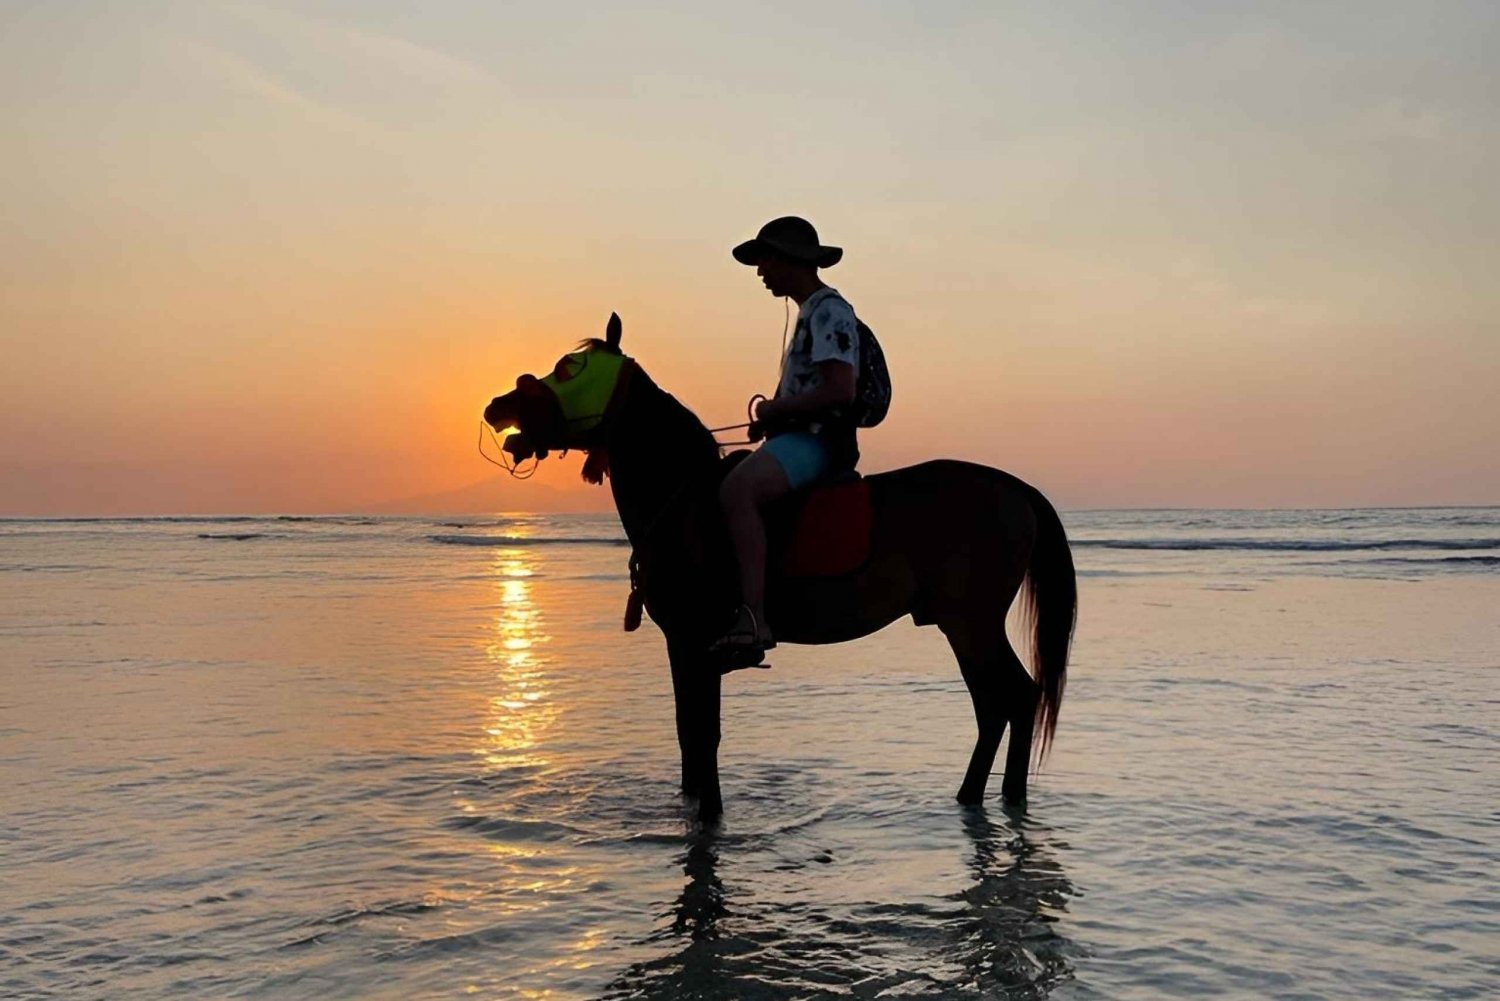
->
<box><xmin>2</xmin><ymin>508</ymin><xmax>1496</xmax><ymax>999</ymax></box>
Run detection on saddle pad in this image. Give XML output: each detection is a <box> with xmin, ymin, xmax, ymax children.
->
<box><xmin>782</xmin><ymin>478</ymin><xmax>873</xmax><ymax>578</ymax></box>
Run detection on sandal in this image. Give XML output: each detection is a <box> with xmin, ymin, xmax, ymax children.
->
<box><xmin>709</xmin><ymin>605</ymin><xmax>776</xmax><ymax>672</ymax></box>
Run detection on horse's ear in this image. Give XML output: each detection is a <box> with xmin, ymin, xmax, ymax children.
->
<box><xmin>606</xmin><ymin>312</ymin><xmax>622</xmax><ymax>349</ymax></box>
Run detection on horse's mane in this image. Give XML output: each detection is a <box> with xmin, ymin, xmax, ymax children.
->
<box><xmin>615</xmin><ymin>362</ymin><xmax>719</xmax><ymax>468</ymax></box>
<box><xmin>602</xmin><ymin>358</ymin><xmax>720</xmax><ymax>540</ymax></box>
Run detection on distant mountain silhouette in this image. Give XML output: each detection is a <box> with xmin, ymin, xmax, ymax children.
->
<box><xmin>367</xmin><ymin>475</ymin><xmax>614</xmax><ymax>515</ymax></box>
<box><xmin>0</xmin><ymin>461</ymin><xmax>616</xmax><ymax>517</ymax></box>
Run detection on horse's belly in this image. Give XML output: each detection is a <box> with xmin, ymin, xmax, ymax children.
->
<box><xmin>766</xmin><ymin>557</ymin><xmax>916</xmax><ymax>644</ymax></box>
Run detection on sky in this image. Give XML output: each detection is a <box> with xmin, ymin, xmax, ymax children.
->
<box><xmin>2</xmin><ymin>0</ymin><xmax>1496</xmax><ymax>514</ymax></box>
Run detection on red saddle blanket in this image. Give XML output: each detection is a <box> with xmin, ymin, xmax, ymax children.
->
<box><xmin>780</xmin><ymin>478</ymin><xmax>873</xmax><ymax>578</ymax></box>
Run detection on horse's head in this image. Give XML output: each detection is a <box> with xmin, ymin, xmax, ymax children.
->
<box><xmin>483</xmin><ymin>313</ymin><xmax>631</xmax><ymax>466</ymax></box>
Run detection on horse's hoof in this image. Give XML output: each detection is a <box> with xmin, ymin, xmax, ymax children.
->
<box><xmin>697</xmin><ymin>796</ymin><xmax>723</xmax><ymax>824</ymax></box>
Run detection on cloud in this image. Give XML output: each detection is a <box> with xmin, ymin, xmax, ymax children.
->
<box><xmin>219</xmin><ymin>0</ymin><xmax>496</xmax><ymax>92</ymax></box>
<box><xmin>174</xmin><ymin>36</ymin><xmax>378</xmax><ymax>135</ymax></box>
<box><xmin>341</xmin><ymin>26</ymin><xmax>494</xmax><ymax>90</ymax></box>
<box><xmin>1354</xmin><ymin>99</ymin><xmax>1460</xmax><ymax>144</ymax></box>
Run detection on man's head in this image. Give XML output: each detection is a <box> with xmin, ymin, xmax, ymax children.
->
<box><xmin>732</xmin><ymin>216</ymin><xmax>841</xmax><ymax>299</ymax></box>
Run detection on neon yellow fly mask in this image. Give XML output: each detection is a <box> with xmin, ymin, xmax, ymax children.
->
<box><xmin>482</xmin><ymin>314</ymin><xmax>631</xmax><ymax>480</ymax></box>
<box><xmin>540</xmin><ymin>346</ymin><xmax>629</xmax><ymax>436</ymax></box>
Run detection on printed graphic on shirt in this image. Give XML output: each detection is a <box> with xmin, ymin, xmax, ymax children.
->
<box><xmin>777</xmin><ymin>288</ymin><xmax>859</xmax><ymax>400</ymax></box>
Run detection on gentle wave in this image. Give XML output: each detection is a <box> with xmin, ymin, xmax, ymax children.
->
<box><xmin>1</xmin><ymin>515</ymin><xmax>376</xmax><ymax>526</ymax></box>
<box><xmin>276</xmin><ymin>515</ymin><xmax>378</xmax><ymax>525</ymax></box>
<box><xmin>1072</xmin><ymin>537</ymin><xmax>1500</xmax><ymax>552</ymax></box>
<box><xmin>1362</xmin><ymin>556</ymin><xmax>1500</xmax><ymax>567</ymax></box>
<box><xmin>7</xmin><ymin>515</ymin><xmax>263</xmax><ymax>524</ymax></box>
<box><xmin>428</xmin><ymin>534</ymin><xmax>629</xmax><ymax>547</ymax></box>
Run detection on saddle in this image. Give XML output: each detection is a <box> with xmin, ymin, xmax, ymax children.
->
<box><xmin>622</xmin><ymin>453</ymin><xmax>873</xmax><ymax>632</ymax></box>
<box><xmin>721</xmin><ymin>450</ymin><xmax>873</xmax><ymax>578</ymax></box>
<box><xmin>775</xmin><ymin>474</ymin><xmax>872</xmax><ymax>577</ymax></box>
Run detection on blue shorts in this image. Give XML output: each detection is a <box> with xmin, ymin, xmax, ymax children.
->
<box><xmin>761</xmin><ymin>431</ymin><xmax>832</xmax><ymax>490</ymax></box>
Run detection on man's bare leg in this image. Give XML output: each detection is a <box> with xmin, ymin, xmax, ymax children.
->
<box><xmin>716</xmin><ymin>449</ymin><xmax>791</xmax><ymax>648</ymax></box>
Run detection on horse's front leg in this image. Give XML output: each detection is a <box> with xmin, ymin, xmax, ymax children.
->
<box><xmin>667</xmin><ymin>638</ymin><xmax>723</xmax><ymax>822</ymax></box>
<box><xmin>667</xmin><ymin>640</ymin><xmax>701</xmax><ymax>794</ymax></box>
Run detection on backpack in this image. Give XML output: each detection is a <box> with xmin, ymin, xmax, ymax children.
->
<box><xmin>850</xmin><ymin>317</ymin><xmax>891</xmax><ymax>428</ymax></box>
<box><xmin>819</xmin><ymin>292</ymin><xmax>891</xmax><ymax>428</ymax></box>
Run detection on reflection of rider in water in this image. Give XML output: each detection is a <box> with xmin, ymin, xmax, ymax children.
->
<box><xmin>713</xmin><ymin>216</ymin><xmax>862</xmax><ymax>666</ymax></box>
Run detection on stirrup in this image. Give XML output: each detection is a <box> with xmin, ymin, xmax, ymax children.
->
<box><xmin>709</xmin><ymin>605</ymin><xmax>775</xmax><ymax>671</ymax></box>
<box><xmin>717</xmin><ymin>649</ymin><xmax>772</xmax><ymax>674</ymax></box>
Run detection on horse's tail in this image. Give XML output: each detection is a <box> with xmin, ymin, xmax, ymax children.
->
<box><xmin>1018</xmin><ymin>484</ymin><xmax>1076</xmax><ymax>763</ymax></box>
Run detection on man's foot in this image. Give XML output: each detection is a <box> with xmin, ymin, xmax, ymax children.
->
<box><xmin>709</xmin><ymin>605</ymin><xmax>775</xmax><ymax>671</ymax></box>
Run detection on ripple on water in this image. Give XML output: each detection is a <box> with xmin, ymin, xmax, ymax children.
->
<box><xmin>5</xmin><ymin>513</ymin><xmax>1498</xmax><ymax>999</ymax></box>
<box><xmin>599</xmin><ymin>809</ymin><xmax>1080</xmax><ymax>1000</ymax></box>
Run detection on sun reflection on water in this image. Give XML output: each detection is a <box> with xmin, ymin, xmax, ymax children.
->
<box><xmin>462</xmin><ymin>543</ymin><xmax>612</xmax><ymax>986</ymax></box>
<box><xmin>480</xmin><ymin>548</ymin><xmax>557</xmax><ymax>768</ymax></box>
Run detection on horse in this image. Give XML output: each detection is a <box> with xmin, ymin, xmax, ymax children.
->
<box><xmin>484</xmin><ymin>314</ymin><xmax>1077</xmax><ymax>822</ymax></box>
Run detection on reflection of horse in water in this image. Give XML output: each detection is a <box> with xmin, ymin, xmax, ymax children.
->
<box><xmin>602</xmin><ymin>810</ymin><xmax>1076</xmax><ymax>998</ymax></box>
<box><xmin>484</xmin><ymin>315</ymin><xmax>1077</xmax><ymax>821</ymax></box>
<box><xmin>950</xmin><ymin>810</ymin><xmax>1077</xmax><ymax>995</ymax></box>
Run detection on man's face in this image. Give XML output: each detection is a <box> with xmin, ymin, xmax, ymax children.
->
<box><xmin>755</xmin><ymin>252</ymin><xmax>806</xmax><ymax>297</ymax></box>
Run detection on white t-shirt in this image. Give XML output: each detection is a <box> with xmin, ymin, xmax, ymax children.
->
<box><xmin>776</xmin><ymin>287</ymin><xmax>860</xmax><ymax>401</ymax></box>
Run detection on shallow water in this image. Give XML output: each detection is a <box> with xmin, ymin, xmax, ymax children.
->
<box><xmin>2</xmin><ymin>509</ymin><xmax>1497</xmax><ymax>999</ymax></box>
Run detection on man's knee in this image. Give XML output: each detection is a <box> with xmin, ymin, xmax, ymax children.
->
<box><xmin>719</xmin><ymin>474</ymin><xmax>746</xmax><ymax>513</ymax></box>
<box><xmin>720</xmin><ymin>454</ymin><xmax>787</xmax><ymax>512</ymax></box>
<box><xmin>719</xmin><ymin>464</ymin><xmax>759</xmax><ymax>513</ymax></box>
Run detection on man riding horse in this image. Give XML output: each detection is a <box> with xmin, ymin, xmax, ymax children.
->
<box><xmin>481</xmin><ymin>225</ymin><xmax>1075</xmax><ymax>821</ymax></box>
<box><xmin>715</xmin><ymin>215</ymin><xmax>863</xmax><ymax>668</ymax></box>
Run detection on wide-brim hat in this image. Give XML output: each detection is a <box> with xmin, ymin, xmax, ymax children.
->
<box><xmin>732</xmin><ymin>215</ymin><xmax>842</xmax><ymax>268</ymax></box>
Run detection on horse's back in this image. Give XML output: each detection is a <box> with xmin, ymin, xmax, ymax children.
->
<box><xmin>768</xmin><ymin>459</ymin><xmax>1043</xmax><ymax>641</ymax></box>
<box><xmin>865</xmin><ymin>458</ymin><xmax>1042</xmax><ymax>506</ymax></box>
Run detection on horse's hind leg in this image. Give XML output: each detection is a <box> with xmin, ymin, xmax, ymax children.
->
<box><xmin>951</xmin><ymin>644</ymin><xmax>1005</xmax><ymax>806</ymax></box>
<box><xmin>998</xmin><ymin>647</ymin><xmax>1039</xmax><ymax>807</ymax></box>
<box><xmin>945</xmin><ymin>622</ymin><xmax>1040</xmax><ymax>808</ymax></box>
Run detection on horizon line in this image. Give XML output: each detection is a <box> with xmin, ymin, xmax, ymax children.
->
<box><xmin>3</xmin><ymin>502</ymin><xmax>1498</xmax><ymax>521</ymax></box>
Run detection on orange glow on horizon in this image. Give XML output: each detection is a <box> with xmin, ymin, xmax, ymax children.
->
<box><xmin>2</xmin><ymin>3</ymin><xmax>1495</xmax><ymax>512</ymax></box>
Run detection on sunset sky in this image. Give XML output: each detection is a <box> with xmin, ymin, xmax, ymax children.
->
<box><xmin>3</xmin><ymin>0</ymin><xmax>1496</xmax><ymax>514</ymax></box>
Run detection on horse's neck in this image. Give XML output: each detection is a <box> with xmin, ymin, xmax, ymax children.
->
<box><xmin>606</xmin><ymin>370</ymin><xmax>719</xmax><ymax>546</ymax></box>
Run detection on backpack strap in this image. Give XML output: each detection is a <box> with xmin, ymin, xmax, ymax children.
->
<box><xmin>774</xmin><ymin>289</ymin><xmax>864</xmax><ymax>432</ymax></box>
<box><xmin>808</xmin><ymin>290</ymin><xmax>866</xmax><ymax>428</ymax></box>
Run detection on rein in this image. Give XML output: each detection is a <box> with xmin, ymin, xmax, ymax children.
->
<box><xmin>477</xmin><ymin>422</ymin><xmax>539</xmax><ymax>479</ymax></box>
<box><xmin>478</xmin><ymin>360</ymin><xmax>640</xmax><ymax>482</ymax></box>
<box><xmin>621</xmin><ymin>473</ymin><xmax>695</xmax><ymax>631</ymax></box>
<box><xmin>482</xmin><ymin>388</ymin><xmax>766</xmax><ymax>476</ymax></box>
<box><xmin>704</xmin><ymin>394</ymin><xmax>766</xmax><ymax>446</ymax></box>
<box><xmin>480</xmin><ymin>360</ymin><xmax>743</xmax><ymax>632</ymax></box>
